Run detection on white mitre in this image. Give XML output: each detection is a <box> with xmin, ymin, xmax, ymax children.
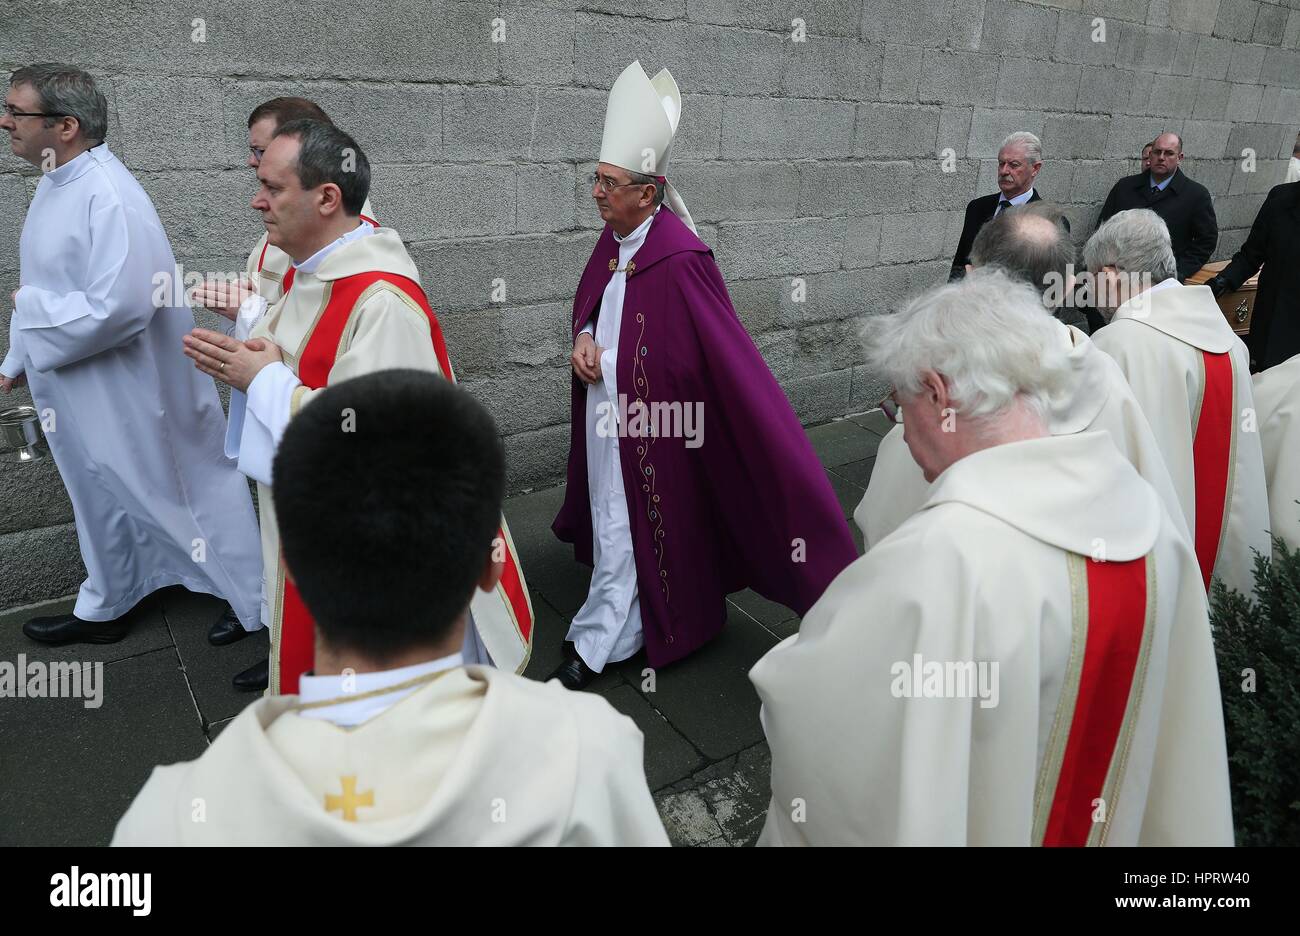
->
<box><xmin>598</xmin><ymin>60</ymin><xmax>696</xmax><ymax>233</ymax></box>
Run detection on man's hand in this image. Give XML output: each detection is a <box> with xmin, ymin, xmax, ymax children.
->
<box><xmin>190</xmin><ymin>277</ymin><xmax>254</xmax><ymax>322</ymax></box>
<box><xmin>182</xmin><ymin>328</ymin><xmax>282</xmax><ymax>392</ymax></box>
<box><xmin>571</xmin><ymin>332</ymin><xmax>605</xmax><ymax>385</ymax></box>
<box><xmin>0</xmin><ymin>372</ymin><xmax>26</xmax><ymax>393</ymax></box>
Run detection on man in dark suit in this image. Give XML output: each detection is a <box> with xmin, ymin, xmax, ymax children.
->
<box><xmin>1099</xmin><ymin>132</ymin><xmax>1217</xmax><ymax>282</ymax></box>
<box><xmin>1207</xmin><ymin>181</ymin><xmax>1300</xmax><ymax>370</ymax></box>
<box><xmin>949</xmin><ymin>131</ymin><xmax>1045</xmax><ymax>281</ymax></box>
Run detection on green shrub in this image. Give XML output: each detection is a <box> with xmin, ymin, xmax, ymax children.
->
<box><xmin>1210</xmin><ymin>538</ymin><xmax>1300</xmax><ymax>847</ymax></box>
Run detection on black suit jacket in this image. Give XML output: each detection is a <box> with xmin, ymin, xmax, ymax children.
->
<box><xmin>1219</xmin><ymin>181</ymin><xmax>1300</xmax><ymax>369</ymax></box>
<box><xmin>948</xmin><ymin>189</ymin><xmax>1042</xmax><ymax>281</ymax></box>
<box><xmin>1098</xmin><ymin>169</ymin><xmax>1218</xmax><ymax>282</ymax></box>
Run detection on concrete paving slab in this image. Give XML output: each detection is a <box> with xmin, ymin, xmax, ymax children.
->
<box><xmin>0</xmin><ymin>647</ymin><xmax>206</xmax><ymax>846</ymax></box>
<box><xmin>162</xmin><ymin>587</ymin><xmax>266</xmax><ymax>728</ymax></box>
<box><xmin>0</xmin><ymin>591</ymin><xmax>172</xmax><ymax>669</ymax></box>
<box><xmin>628</xmin><ymin>603</ymin><xmax>777</xmax><ymax>762</ymax></box>
<box><xmin>806</xmin><ymin>416</ymin><xmax>878</xmax><ymax>468</ymax></box>
<box><xmin>602</xmin><ymin>684</ymin><xmax>705</xmax><ymax>791</ymax></box>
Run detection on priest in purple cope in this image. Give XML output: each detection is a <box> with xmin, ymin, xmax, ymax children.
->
<box><xmin>549</xmin><ymin>61</ymin><xmax>857</xmax><ymax>690</ymax></box>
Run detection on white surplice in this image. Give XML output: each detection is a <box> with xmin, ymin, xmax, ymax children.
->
<box><xmin>1252</xmin><ymin>352</ymin><xmax>1300</xmax><ymax>553</ymax></box>
<box><xmin>855</xmin><ymin>320</ymin><xmax>1190</xmax><ymax>553</ymax></box>
<box><xmin>110</xmin><ymin>662</ymin><xmax>669</xmax><ymax>845</ymax></box>
<box><xmin>0</xmin><ymin>145</ymin><xmax>261</xmax><ymax>627</ymax></box>
<box><xmin>1091</xmin><ymin>281</ymin><xmax>1271</xmax><ymax>598</ymax></box>
<box><xmin>566</xmin><ymin>210</ymin><xmax>658</xmax><ymax>672</ymax></box>
<box><xmin>752</xmin><ymin>431</ymin><xmax>1234</xmax><ymax>846</ymax></box>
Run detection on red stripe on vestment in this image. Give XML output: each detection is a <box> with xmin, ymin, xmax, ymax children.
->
<box><xmin>1192</xmin><ymin>350</ymin><xmax>1234</xmax><ymax>591</ymax></box>
<box><xmin>277</xmin><ymin>270</ymin><xmax>529</xmax><ymax>690</ymax></box>
<box><xmin>1043</xmin><ymin>556</ymin><xmax>1148</xmax><ymax>847</ymax></box>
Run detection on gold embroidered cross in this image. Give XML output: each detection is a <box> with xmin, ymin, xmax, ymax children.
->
<box><xmin>607</xmin><ymin>259</ymin><xmax>636</xmax><ymax>275</ymax></box>
<box><xmin>325</xmin><ymin>776</ymin><xmax>374</xmax><ymax>822</ymax></box>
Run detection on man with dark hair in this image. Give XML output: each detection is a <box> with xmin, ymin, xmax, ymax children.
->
<box><xmin>193</xmin><ymin>104</ymin><xmax>380</xmax><ymax>680</ymax></box>
<box><xmin>113</xmin><ymin>371</ymin><xmax>667</xmax><ymax>845</ymax></box>
<box><xmin>1099</xmin><ymin>131</ymin><xmax>1217</xmax><ymax>282</ymax></box>
<box><xmin>183</xmin><ymin>122</ymin><xmax>533</xmax><ymax>694</ymax></box>
<box><xmin>191</xmin><ymin>99</ymin><xmax>371</xmax><ymax>667</ymax></box>
<box><xmin>192</xmin><ymin>97</ymin><xmax>377</xmax><ymax>354</ymax></box>
<box><xmin>1141</xmin><ymin>141</ymin><xmax>1153</xmax><ymax>172</ymax></box>
<box><xmin>0</xmin><ymin>63</ymin><xmax>262</xmax><ymax>645</ymax></box>
<box><xmin>856</xmin><ymin>203</ymin><xmax>1187</xmax><ymax>557</ymax></box>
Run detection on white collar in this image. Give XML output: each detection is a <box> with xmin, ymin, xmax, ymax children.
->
<box><xmin>924</xmin><ymin>432</ymin><xmax>1160</xmax><ymax>559</ymax></box>
<box><xmin>293</xmin><ymin>219</ymin><xmax>376</xmax><ymax>274</ymax></box>
<box><xmin>46</xmin><ymin>142</ymin><xmax>110</xmax><ymax>186</ymax></box>
<box><xmin>614</xmin><ymin>206</ymin><xmax>658</xmax><ymax>247</ymax></box>
<box><xmin>296</xmin><ymin>652</ymin><xmax>464</xmax><ymax>727</ymax></box>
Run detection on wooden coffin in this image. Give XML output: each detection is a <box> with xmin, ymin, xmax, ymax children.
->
<box><xmin>1187</xmin><ymin>260</ymin><xmax>1259</xmax><ymax>336</ymax></box>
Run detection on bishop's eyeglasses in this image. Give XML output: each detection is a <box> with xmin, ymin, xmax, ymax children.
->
<box><xmin>589</xmin><ymin>172</ymin><xmax>651</xmax><ymax>194</ymax></box>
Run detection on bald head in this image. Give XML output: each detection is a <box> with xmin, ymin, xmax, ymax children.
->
<box><xmin>969</xmin><ymin>202</ymin><xmax>1076</xmax><ymax>306</ymax></box>
<box><xmin>1149</xmin><ymin>132</ymin><xmax>1184</xmax><ymax>182</ymax></box>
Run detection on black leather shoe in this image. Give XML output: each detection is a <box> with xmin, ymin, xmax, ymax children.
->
<box><xmin>23</xmin><ymin>613</ymin><xmax>129</xmax><ymax>645</ymax></box>
<box><xmin>233</xmin><ymin>658</ymin><xmax>269</xmax><ymax>692</ymax></box>
<box><xmin>208</xmin><ymin>605</ymin><xmax>251</xmax><ymax>646</ymax></box>
<box><xmin>548</xmin><ymin>655</ymin><xmax>600</xmax><ymax>690</ymax></box>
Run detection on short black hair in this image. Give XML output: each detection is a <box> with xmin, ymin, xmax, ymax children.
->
<box><xmin>248</xmin><ymin>96</ymin><xmax>331</xmax><ymax>129</ymax></box>
<box><xmin>272</xmin><ymin>370</ymin><xmax>506</xmax><ymax>660</ymax></box>
<box><xmin>273</xmin><ymin>118</ymin><xmax>370</xmax><ymax>216</ymax></box>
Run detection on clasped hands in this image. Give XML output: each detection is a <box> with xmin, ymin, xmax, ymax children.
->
<box><xmin>183</xmin><ymin>328</ymin><xmax>282</xmax><ymax>393</ymax></box>
<box><xmin>571</xmin><ymin>332</ymin><xmax>606</xmax><ymax>385</ymax></box>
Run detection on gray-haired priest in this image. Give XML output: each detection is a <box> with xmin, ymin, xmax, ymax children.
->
<box><xmin>0</xmin><ymin>64</ymin><xmax>262</xmax><ymax>644</ymax></box>
<box><xmin>751</xmin><ymin>271</ymin><xmax>1233</xmax><ymax>846</ymax></box>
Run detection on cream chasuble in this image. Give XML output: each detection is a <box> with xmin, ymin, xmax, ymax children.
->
<box><xmin>856</xmin><ymin>320</ymin><xmax>1189</xmax><ymax>553</ymax></box>
<box><xmin>1091</xmin><ymin>281</ymin><xmax>1270</xmax><ymax>599</ymax></box>
<box><xmin>224</xmin><ymin>227</ymin><xmax>533</xmax><ymax>693</ymax></box>
<box><xmin>752</xmin><ymin>432</ymin><xmax>1233</xmax><ymax>847</ymax></box>
<box><xmin>111</xmin><ymin>665</ymin><xmax>669</xmax><ymax>845</ymax></box>
<box><xmin>1252</xmin><ymin>352</ymin><xmax>1300</xmax><ymax>553</ymax></box>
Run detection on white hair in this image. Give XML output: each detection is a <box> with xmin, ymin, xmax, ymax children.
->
<box><xmin>1082</xmin><ymin>208</ymin><xmax>1177</xmax><ymax>282</ymax></box>
<box><xmin>860</xmin><ymin>268</ymin><xmax>1070</xmax><ymax>421</ymax></box>
<box><xmin>1000</xmin><ymin>131</ymin><xmax>1042</xmax><ymax>164</ymax></box>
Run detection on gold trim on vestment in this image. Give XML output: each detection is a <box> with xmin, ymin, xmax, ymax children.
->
<box><xmin>494</xmin><ymin>519</ymin><xmax>533</xmax><ymax>674</ymax></box>
<box><xmin>269</xmin><ymin>544</ymin><xmax>286</xmax><ymax>697</ymax></box>
<box><xmin>288</xmin><ymin>668</ymin><xmax>455</xmax><ymax>713</ymax></box>
<box><xmin>1032</xmin><ymin>553</ymin><xmax>1089</xmax><ymax>845</ymax></box>
<box><xmin>293</xmin><ymin>280</ymin><xmax>335</xmax><ymax>362</ymax></box>
<box><xmin>1191</xmin><ymin>351</ymin><xmax>1207</xmax><ymax>434</ymax></box>
<box><xmin>332</xmin><ymin>281</ymin><xmax>434</xmax><ymax>366</ymax></box>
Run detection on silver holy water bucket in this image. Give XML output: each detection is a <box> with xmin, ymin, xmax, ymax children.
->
<box><xmin>0</xmin><ymin>405</ymin><xmax>49</xmax><ymax>463</ymax></box>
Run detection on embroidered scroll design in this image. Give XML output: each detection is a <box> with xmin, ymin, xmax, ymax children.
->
<box><xmin>632</xmin><ymin>310</ymin><xmax>669</xmax><ymax>607</ymax></box>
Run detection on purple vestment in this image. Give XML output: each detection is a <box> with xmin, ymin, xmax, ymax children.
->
<box><xmin>552</xmin><ymin>209</ymin><xmax>858</xmax><ymax>667</ymax></box>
